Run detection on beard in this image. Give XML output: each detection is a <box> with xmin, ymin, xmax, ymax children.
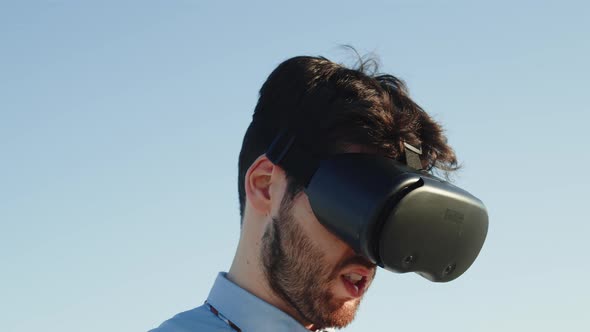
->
<box><xmin>261</xmin><ymin>193</ymin><xmax>374</xmax><ymax>329</ymax></box>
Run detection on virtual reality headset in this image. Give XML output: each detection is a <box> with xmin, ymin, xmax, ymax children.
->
<box><xmin>266</xmin><ymin>131</ymin><xmax>488</xmax><ymax>282</ymax></box>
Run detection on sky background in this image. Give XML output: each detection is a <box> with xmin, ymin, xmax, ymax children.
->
<box><xmin>1</xmin><ymin>1</ymin><xmax>589</xmax><ymax>331</ymax></box>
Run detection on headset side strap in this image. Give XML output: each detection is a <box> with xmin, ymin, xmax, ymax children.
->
<box><xmin>403</xmin><ymin>141</ymin><xmax>423</xmax><ymax>170</ymax></box>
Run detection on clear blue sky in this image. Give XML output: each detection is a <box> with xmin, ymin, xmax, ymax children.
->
<box><xmin>1</xmin><ymin>1</ymin><xmax>589</xmax><ymax>331</ymax></box>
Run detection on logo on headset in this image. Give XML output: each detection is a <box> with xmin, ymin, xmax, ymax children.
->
<box><xmin>444</xmin><ymin>208</ymin><xmax>464</xmax><ymax>236</ymax></box>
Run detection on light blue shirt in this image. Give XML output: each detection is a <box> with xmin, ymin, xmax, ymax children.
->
<box><xmin>150</xmin><ymin>272</ymin><xmax>316</xmax><ymax>332</ymax></box>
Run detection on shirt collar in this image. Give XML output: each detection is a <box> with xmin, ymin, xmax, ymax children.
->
<box><xmin>207</xmin><ymin>272</ymin><xmax>312</xmax><ymax>332</ymax></box>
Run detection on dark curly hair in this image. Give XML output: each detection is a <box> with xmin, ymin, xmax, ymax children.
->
<box><xmin>238</xmin><ymin>54</ymin><xmax>459</xmax><ymax>220</ymax></box>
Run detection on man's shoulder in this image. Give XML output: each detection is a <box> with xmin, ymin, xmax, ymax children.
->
<box><xmin>149</xmin><ymin>304</ymin><xmax>232</xmax><ymax>332</ymax></box>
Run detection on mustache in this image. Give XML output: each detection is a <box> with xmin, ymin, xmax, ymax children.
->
<box><xmin>335</xmin><ymin>255</ymin><xmax>377</xmax><ymax>272</ymax></box>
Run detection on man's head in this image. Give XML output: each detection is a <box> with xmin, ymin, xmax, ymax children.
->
<box><xmin>235</xmin><ymin>55</ymin><xmax>458</xmax><ymax>329</ymax></box>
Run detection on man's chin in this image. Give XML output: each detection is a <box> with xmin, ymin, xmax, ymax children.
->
<box><xmin>320</xmin><ymin>297</ymin><xmax>361</xmax><ymax>329</ymax></box>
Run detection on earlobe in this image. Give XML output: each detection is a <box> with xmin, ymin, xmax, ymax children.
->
<box><xmin>244</xmin><ymin>155</ymin><xmax>275</xmax><ymax>216</ymax></box>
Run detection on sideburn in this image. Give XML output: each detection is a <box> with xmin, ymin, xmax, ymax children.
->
<box><xmin>261</xmin><ymin>207</ymin><xmax>317</xmax><ymax>325</ymax></box>
<box><xmin>260</xmin><ymin>195</ymin><xmax>348</xmax><ymax>329</ymax></box>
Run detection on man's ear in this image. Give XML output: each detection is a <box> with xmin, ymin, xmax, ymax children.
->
<box><xmin>244</xmin><ymin>155</ymin><xmax>276</xmax><ymax>216</ymax></box>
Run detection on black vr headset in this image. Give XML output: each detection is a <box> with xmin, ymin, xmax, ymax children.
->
<box><xmin>266</xmin><ymin>130</ymin><xmax>488</xmax><ymax>282</ymax></box>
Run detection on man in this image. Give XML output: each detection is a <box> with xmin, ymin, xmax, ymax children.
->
<box><xmin>151</xmin><ymin>54</ymin><xmax>459</xmax><ymax>331</ymax></box>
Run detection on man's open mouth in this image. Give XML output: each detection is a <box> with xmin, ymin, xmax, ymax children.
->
<box><xmin>341</xmin><ymin>272</ymin><xmax>368</xmax><ymax>297</ymax></box>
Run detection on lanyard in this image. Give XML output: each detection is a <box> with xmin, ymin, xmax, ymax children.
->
<box><xmin>205</xmin><ymin>301</ymin><xmax>242</xmax><ymax>332</ymax></box>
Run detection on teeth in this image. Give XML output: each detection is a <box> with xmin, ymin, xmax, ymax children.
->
<box><xmin>344</xmin><ymin>273</ymin><xmax>363</xmax><ymax>283</ymax></box>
